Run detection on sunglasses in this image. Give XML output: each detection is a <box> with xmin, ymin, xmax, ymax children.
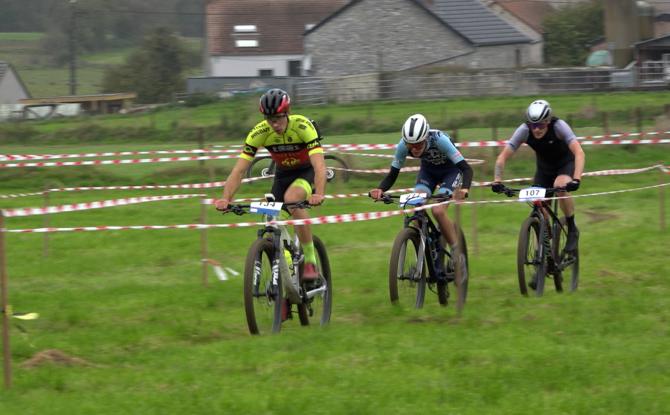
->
<box><xmin>265</xmin><ymin>113</ymin><xmax>287</xmax><ymax>122</ymax></box>
<box><xmin>530</xmin><ymin>122</ymin><xmax>549</xmax><ymax>130</ymax></box>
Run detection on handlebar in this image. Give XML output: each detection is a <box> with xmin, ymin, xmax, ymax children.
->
<box><xmin>218</xmin><ymin>200</ymin><xmax>312</xmax><ymax>215</ymax></box>
<box><xmin>369</xmin><ymin>192</ymin><xmax>453</xmax><ymax>205</ymax></box>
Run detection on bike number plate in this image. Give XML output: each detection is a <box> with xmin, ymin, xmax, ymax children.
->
<box><xmin>250</xmin><ymin>201</ymin><xmax>283</xmax><ymax>216</ymax></box>
<box><xmin>399</xmin><ymin>192</ymin><xmax>427</xmax><ymax>206</ymax></box>
<box><xmin>519</xmin><ymin>187</ymin><xmax>546</xmax><ymax>201</ymax></box>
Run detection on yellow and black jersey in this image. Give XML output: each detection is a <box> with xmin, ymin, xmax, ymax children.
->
<box><xmin>240</xmin><ymin>114</ymin><xmax>323</xmax><ymax>171</ymax></box>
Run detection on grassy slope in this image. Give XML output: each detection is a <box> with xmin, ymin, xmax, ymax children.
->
<box><xmin>0</xmin><ymin>128</ymin><xmax>668</xmax><ymax>413</ymax></box>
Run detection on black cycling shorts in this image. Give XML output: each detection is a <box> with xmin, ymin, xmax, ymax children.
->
<box><xmin>415</xmin><ymin>166</ymin><xmax>462</xmax><ymax>195</ymax></box>
<box><xmin>271</xmin><ymin>165</ymin><xmax>315</xmax><ymax>202</ymax></box>
<box><xmin>533</xmin><ymin>161</ymin><xmax>575</xmax><ymax>188</ymax></box>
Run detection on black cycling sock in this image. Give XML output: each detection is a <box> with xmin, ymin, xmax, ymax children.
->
<box><xmin>566</xmin><ymin>215</ymin><xmax>576</xmax><ymax>230</ymax></box>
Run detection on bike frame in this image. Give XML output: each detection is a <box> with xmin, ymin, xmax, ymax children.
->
<box><xmin>402</xmin><ymin>210</ymin><xmax>449</xmax><ymax>284</ymax></box>
<box><xmin>505</xmin><ymin>186</ymin><xmax>574</xmax><ymax>273</ymax></box>
<box><xmin>527</xmin><ymin>194</ymin><xmax>572</xmax><ymax>270</ymax></box>
<box><xmin>230</xmin><ymin>203</ymin><xmax>327</xmax><ymax>304</ymax></box>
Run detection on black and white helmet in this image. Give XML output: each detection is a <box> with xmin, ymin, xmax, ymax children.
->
<box><xmin>526</xmin><ymin>100</ymin><xmax>552</xmax><ymax>123</ymax></box>
<box><xmin>401</xmin><ymin>114</ymin><xmax>430</xmax><ymax>144</ymax></box>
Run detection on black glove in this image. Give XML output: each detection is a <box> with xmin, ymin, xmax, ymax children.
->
<box><xmin>491</xmin><ymin>182</ymin><xmax>505</xmax><ymax>193</ymax></box>
<box><xmin>565</xmin><ymin>179</ymin><xmax>581</xmax><ymax>192</ymax></box>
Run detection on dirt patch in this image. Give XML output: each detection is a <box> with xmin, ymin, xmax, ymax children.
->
<box><xmin>583</xmin><ymin>208</ymin><xmax>619</xmax><ymax>224</ymax></box>
<box><xmin>21</xmin><ymin>349</ymin><xmax>95</xmax><ymax>369</ymax></box>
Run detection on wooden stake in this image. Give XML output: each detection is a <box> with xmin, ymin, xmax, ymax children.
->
<box><xmin>0</xmin><ymin>214</ymin><xmax>12</xmax><ymax>389</ymax></box>
<box><xmin>200</xmin><ymin>202</ymin><xmax>209</xmax><ymax>286</ymax></box>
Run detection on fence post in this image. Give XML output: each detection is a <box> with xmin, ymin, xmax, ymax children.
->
<box><xmin>43</xmin><ymin>185</ymin><xmax>50</xmax><ymax>257</ymax></box>
<box><xmin>635</xmin><ymin>107</ymin><xmax>643</xmax><ymax>133</ymax></box>
<box><xmin>200</xmin><ymin>201</ymin><xmax>209</xmax><ymax>287</ymax></box>
<box><xmin>198</xmin><ymin>128</ymin><xmax>205</xmax><ymax>169</ymax></box>
<box><xmin>1</xmin><ymin>214</ymin><xmax>12</xmax><ymax>389</ymax></box>
<box><xmin>660</xmin><ymin>166</ymin><xmax>666</xmax><ymax>232</ymax></box>
<box><xmin>602</xmin><ymin>112</ymin><xmax>609</xmax><ymax>135</ymax></box>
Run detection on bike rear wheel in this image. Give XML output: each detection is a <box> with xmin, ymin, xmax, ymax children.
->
<box><xmin>552</xmin><ymin>218</ymin><xmax>580</xmax><ymax>292</ymax></box>
<box><xmin>243</xmin><ymin>238</ymin><xmax>282</xmax><ymax>335</ymax></box>
<box><xmin>517</xmin><ymin>216</ymin><xmax>546</xmax><ymax>297</ymax></box>
<box><xmin>324</xmin><ymin>154</ymin><xmax>350</xmax><ymax>183</ymax></box>
<box><xmin>246</xmin><ymin>156</ymin><xmax>275</xmax><ymax>179</ymax></box>
<box><xmin>389</xmin><ymin>227</ymin><xmax>426</xmax><ymax>308</ymax></box>
<box><xmin>297</xmin><ymin>235</ymin><xmax>333</xmax><ymax>326</ymax></box>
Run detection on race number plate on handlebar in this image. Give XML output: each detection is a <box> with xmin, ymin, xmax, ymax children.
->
<box><xmin>518</xmin><ymin>187</ymin><xmax>546</xmax><ymax>201</ymax></box>
<box><xmin>399</xmin><ymin>192</ymin><xmax>427</xmax><ymax>206</ymax></box>
<box><xmin>249</xmin><ymin>201</ymin><xmax>283</xmax><ymax>216</ymax></box>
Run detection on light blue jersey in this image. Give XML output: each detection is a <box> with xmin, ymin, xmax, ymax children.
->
<box><xmin>391</xmin><ymin>130</ymin><xmax>464</xmax><ymax>170</ymax></box>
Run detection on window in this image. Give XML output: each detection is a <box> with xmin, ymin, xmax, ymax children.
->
<box><xmin>235</xmin><ymin>39</ymin><xmax>258</xmax><ymax>48</ymax></box>
<box><xmin>234</xmin><ymin>25</ymin><xmax>257</xmax><ymax>33</ymax></box>
<box><xmin>288</xmin><ymin>60</ymin><xmax>302</xmax><ymax>77</ymax></box>
<box><xmin>259</xmin><ymin>69</ymin><xmax>274</xmax><ymax>77</ymax></box>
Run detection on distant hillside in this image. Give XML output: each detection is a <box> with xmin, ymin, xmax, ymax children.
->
<box><xmin>0</xmin><ymin>33</ymin><xmax>203</xmax><ymax>97</ymax></box>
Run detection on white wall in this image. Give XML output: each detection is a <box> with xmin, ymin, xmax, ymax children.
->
<box><xmin>209</xmin><ymin>54</ymin><xmax>304</xmax><ymax>77</ymax></box>
<box><xmin>0</xmin><ymin>68</ymin><xmax>29</xmax><ymax>104</ymax></box>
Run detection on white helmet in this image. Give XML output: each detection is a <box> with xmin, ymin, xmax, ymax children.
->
<box><xmin>402</xmin><ymin>114</ymin><xmax>430</xmax><ymax>144</ymax></box>
<box><xmin>526</xmin><ymin>100</ymin><xmax>552</xmax><ymax>123</ymax></box>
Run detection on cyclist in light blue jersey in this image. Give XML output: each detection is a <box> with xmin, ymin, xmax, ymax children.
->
<box><xmin>370</xmin><ymin>114</ymin><xmax>473</xmax><ymax>251</ymax></box>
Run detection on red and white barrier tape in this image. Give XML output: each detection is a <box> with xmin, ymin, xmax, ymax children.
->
<box><xmin>4</xmin><ymin>182</ymin><xmax>669</xmax><ymax>233</ymax></box>
<box><xmin>1</xmin><ymin>194</ymin><xmax>205</xmax><ymax>218</ymax></box>
<box><xmin>0</xmin><ymin>154</ymin><xmax>243</xmax><ymax>169</ymax></box>
<box><xmin>200</xmin><ymin>187</ymin><xmax>417</xmax><ymax>204</ymax></box>
<box><xmin>3</xmin><ymin>164</ymin><xmax>658</xmax><ymax>216</ymax></box>
<box><xmin>3</xmin><ymin>131</ymin><xmax>669</xmax><ymax>164</ymax></box>
<box><xmin>0</xmin><ymin>148</ymin><xmax>269</xmax><ymax>162</ymax></box>
<box><xmin>0</xmin><ymin>176</ymin><xmax>271</xmax><ymax>199</ymax></box>
<box><xmin>0</xmin><ymin>164</ymin><xmax>665</xmax><ymax>202</ymax></box>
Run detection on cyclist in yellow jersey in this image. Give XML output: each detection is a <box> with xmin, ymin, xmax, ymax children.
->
<box><xmin>214</xmin><ymin>88</ymin><xmax>326</xmax><ymax>280</ymax></box>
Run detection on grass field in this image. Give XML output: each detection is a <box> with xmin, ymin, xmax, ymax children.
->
<box><xmin>0</xmin><ymin>124</ymin><xmax>668</xmax><ymax>413</ymax></box>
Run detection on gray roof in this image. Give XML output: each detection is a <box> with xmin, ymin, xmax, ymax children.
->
<box><xmin>431</xmin><ymin>0</ymin><xmax>531</xmax><ymax>45</ymax></box>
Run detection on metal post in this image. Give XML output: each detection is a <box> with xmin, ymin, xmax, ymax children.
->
<box><xmin>0</xmin><ymin>214</ymin><xmax>12</xmax><ymax>389</ymax></box>
<box><xmin>200</xmin><ymin>202</ymin><xmax>209</xmax><ymax>286</ymax></box>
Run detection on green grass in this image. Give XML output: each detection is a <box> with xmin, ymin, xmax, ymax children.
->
<box><xmin>0</xmin><ymin>130</ymin><xmax>668</xmax><ymax>413</ymax></box>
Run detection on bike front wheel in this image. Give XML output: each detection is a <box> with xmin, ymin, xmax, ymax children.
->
<box><xmin>453</xmin><ymin>225</ymin><xmax>469</xmax><ymax>313</ymax></box>
<box><xmin>297</xmin><ymin>235</ymin><xmax>333</xmax><ymax>326</ymax></box>
<box><xmin>243</xmin><ymin>238</ymin><xmax>282</xmax><ymax>335</ymax></box>
<box><xmin>389</xmin><ymin>227</ymin><xmax>426</xmax><ymax>308</ymax></box>
<box><xmin>552</xmin><ymin>218</ymin><xmax>580</xmax><ymax>292</ymax></box>
<box><xmin>517</xmin><ymin>216</ymin><xmax>546</xmax><ymax>297</ymax></box>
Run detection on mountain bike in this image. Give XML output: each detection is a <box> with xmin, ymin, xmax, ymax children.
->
<box><xmin>376</xmin><ymin>193</ymin><xmax>469</xmax><ymax>312</ymax></box>
<box><xmin>223</xmin><ymin>198</ymin><xmax>332</xmax><ymax>334</ymax></box>
<box><xmin>495</xmin><ymin>185</ymin><xmax>579</xmax><ymax>297</ymax></box>
<box><xmin>246</xmin><ymin>153</ymin><xmax>351</xmax><ymax>183</ymax></box>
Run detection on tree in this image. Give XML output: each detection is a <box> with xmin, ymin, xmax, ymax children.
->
<box><xmin>101</xmin><ymin>28</ymin><xmax>188</xmax><ymax>103</ymax></box>
<box><xmin>543</xmin><ymin>1</ymin><xmax>604</xmax><ymax>67</ymax></box>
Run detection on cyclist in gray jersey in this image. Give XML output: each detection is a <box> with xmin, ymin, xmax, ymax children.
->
<box><xmin>492</xmin><ymin>100</ymin><xmax>585</xmax><ymax>253</ymax></box>
<box><xmin>370</xmin><ymin>114</ymin><xmax>473</xmax><ymax>252</ymax></box>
